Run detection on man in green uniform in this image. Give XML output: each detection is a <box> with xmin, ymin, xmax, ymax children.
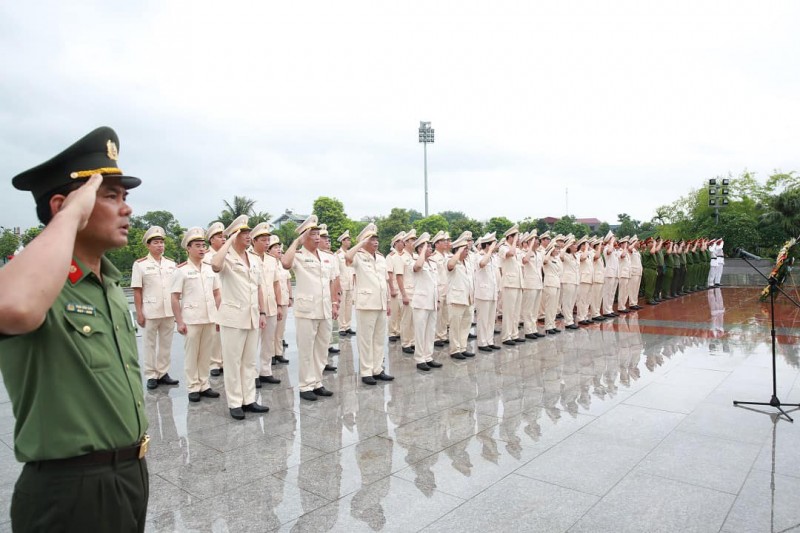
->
<box><xmin>0</xmin><ymin>127</ymin><xmax>149</xmax><ymax>532</ymax></box>
<box><xmin>662</xmin><ymin>241</ymin><xmax>675</xmax><ymax>300</ymax></box>
<box><xmin>640</xmin><ymin>238</ymin><xmax>659</xmax><ymax>305</ymax></box>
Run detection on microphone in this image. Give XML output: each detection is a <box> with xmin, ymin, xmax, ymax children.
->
<box><xmin>734</xmin><ymin>248</ymin><xmax>762</xmax><ymax>261</ymax></box>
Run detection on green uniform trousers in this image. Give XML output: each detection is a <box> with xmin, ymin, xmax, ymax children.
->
<box><xmin>663</xmin><ymin>267</ymin><xmax>674</xmax><ymax>297</ymax></box>
<box><xmin>643</xmin><ymin>268</ymin><xmax>657</xmax><ymax>301</ymax></box>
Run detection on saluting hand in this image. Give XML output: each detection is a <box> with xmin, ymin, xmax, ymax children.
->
<box><xmin>60</xmin><ymin>173</ymin><xmax>103</xmax><ymax>231</ymax></box>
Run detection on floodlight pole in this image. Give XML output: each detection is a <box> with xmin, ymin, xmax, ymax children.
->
<box><xmin>424</xmin><ymin>141</ymin><xmax>429</xmax><ymax>217</ymax></box>
<box><xmin>418</xmin><ymin>121</ymin><xmax>434</xmax><ymax>217</ymax></box>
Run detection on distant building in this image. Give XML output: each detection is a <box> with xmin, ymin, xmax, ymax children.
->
<box><xmin>541</xmin><ymin>216</ymin><xmax>603</xmax><ymax>232</ymax></box>
<box><xmin>272</xmin><ymin>209</ymin><xmax>308</xmax><ymax>229</ymax></box>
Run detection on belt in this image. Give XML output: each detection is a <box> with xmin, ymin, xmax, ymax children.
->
<box><xmin>28</xmin><ymin>435</ymin><xmax>150</xmax><ymax>469</ymax></box>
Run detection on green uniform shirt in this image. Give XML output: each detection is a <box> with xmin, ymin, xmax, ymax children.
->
<box><xmin>665</xmin><ymin>253</ymin><xmax>675</xmax><ymax>269</ymax></box>
<box><xmin>656</xmin><ymin>249</ymin><xmax>665</xmax><ymax>267</ymax></box>
<box><xmin>641</xmin><ymin>249</ymin><xmax>657</xmax><ymax>269</ymax></box>
<box><xmin>0</xmin><ymin>256</ymin><xmax>147</xmax><ymax>462</ymax></box>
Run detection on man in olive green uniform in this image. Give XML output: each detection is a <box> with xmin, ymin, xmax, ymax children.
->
<box><xmin>654</xmin><ymin>238</ymin><xmax>666</xmax><ymax>301</ymax></box>
<box><xmin>662</xmin><ymin>241</ymin><xmax>675</xmax><ymax>299</ymax></box>
<box><xmin>0</xmin><ymin>127</ymin><xmax>149</xmax><ymax>532</ymax></box>
<box><xmin>641</xmin><ymin>238</ymin><xmax>658</xmax><ymax>305</ymax></box>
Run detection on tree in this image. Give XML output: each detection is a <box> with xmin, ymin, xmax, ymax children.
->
<box><xmin>408</xmin><ymin>209</ymin><xmax>424</xmax><ymax>223</ymax></box>
<box><xmin>217</xmin><ymin>196</ymin><xmax>261</xmax><ymax>227</ymax></box>
<box><xmin>21</xmin><ymin>225</ymin><xmax>44</xmax><ymax>246</ymax></box>
<box><xmin>274</xmin><ymin>221</ymin><xmax>298</xmax><ymax>250</ymax></box>
<box><xmin>108</xmin><ymin>211</ymin><xmax>186</xmax><ymax>280</ymax></box>
<box><xmin>761</xmin><ymin>186</ymin><xmax>800</xmax><ymax>238</ymax></box>
<box><xmin>485</xmin><ymin>217</ymin><xmax>514</xmax><ymax>236</ymax></box>
<box><xmin>518</xmin><ymin>217</ymin><xmax>538</xmax><ymax>234</ymax></box>
<box><xmin>131</xmin><ymin>210</ymin><xmax>184</xmax><ymax>240</ymax></box>
<box><xmin>375</xmin><ymin>208</ymin><xmax>413</xmax><ymax>255</ymax></box>
<box><xmin>413</xmin><ymin>214</ymin><xmax>449</xmax><ymax>237</ymax></box>
<box><xmin>312</xmin><ymin>196</ymin><xmax>352</xmax><ymax>250</ymax></box>
<box><xmin>438</xmin><ymin>211</ymin><xmax>467</xmax><ymax>226</ymax></box>
<box><xmin>552</xmin><ymin>215</ymin><xmax>590</xmax><ymax>237</ymax></box>
<box><xmin>616</xmin><ymin>213</ymin><xmax>640</xmax><ymax>237</ymax></box>
<box><xmin>597</xmin><ymin>222</ymin><xmax>611</xmax><ymax>236</ymax></box>
<box><xmin>0</xmin><ymin>228</ymin><xmax>20</xmax><ymax>261</ymax></box>
<box><xmin>450</xmin><ymin>218</ymin><xmax>484</xmax><ymax>240</ymax></box>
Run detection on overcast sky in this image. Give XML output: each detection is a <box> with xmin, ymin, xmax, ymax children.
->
<box><xmin>1</xmin><ymin>1</ymin><xmax>798</xmax><ymax>231</ymax></box>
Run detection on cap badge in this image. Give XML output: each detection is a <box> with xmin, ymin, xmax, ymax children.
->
<box><xmin>107</xmin><ymin>139</ymin><xmax>119</xmax><ymax>161</ymax></box>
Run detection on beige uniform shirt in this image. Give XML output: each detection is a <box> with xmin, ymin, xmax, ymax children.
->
<box><xmin>131</xmin><ymin>253</ymin><xmax>176</xmax><ymax>319</ymax></box>
<box><xmin>257</xmin><ymin>254</ymin><xmax>280</xmax><ymax>316</ymax></box>
<box><xmin>578</xmin><ymin>250</ymin><xmax>594</xmax><ymax>283</ymax></box>
<box><xmin>593</xmin><ymin>250</ymin><xmax>606</xmax><ymax>283</ymax></box>
<box><xmin>411</xmin><ymin>260</ymin><xmax>438</xmax><ymax>310</ymax></box>
<box><xmin>277</xmin><ymin>263</ymin><xmax>291</xmax><ymax>303</ymax></box>
<box><xmin>336</xmin><ymin>249</ymin><xmax>355</xmax><ymax>291</ymax></box>
<box><xmin>170</xmin><ymin>260</ymin><xmax>220</xmax><ymax>324</ymax></box>
<box><xmin>474</xmin><ymin>252</ymin><xmax>498</xmax><ymax>301</ymax></box>
<box><xmin>630</xmin><ymin>250</ymin><xmax>642</xmax><ymax>276</ymax></box>
<box><xmin>290</xmin><ymin>248</ymin><xmax>332</xmax><ymax>320</ymax></box>
<box><xmin>498</xmin><ymin>244</ymin><xmax>523</xmax><ymax>289</ymax></box>
<box><xmin>351</xmin><ymin>250</ymin><xmax>389</xmax><ymax>311</ymax></box>
<box><xmin>522</xmin><ymin>250</ymin><xmax>544</xmax><ymax>290</ymax></box>
<box><xmin>447</xmin><ymin>260</ymin><xmax>474</xmax><ymax>306</ymax></box>
<box><xmin>543</xmin><ymin>254</ymin><xmax>563</xmax><ymax>288</ymax></box>
<box><xmin>400</xmin><ymin>250</ymin><xmax>417</xmax><ymax>296</ymax></box>
<box><xmin>618</xmin><ymin>251</ymin><xmax>632</xmax><ymax>279</ymax></box>
<box><xmin>431</xmin><ymin>251</ymin><xmax>449</xmax><ymax>299</ymax></box>
<box><xmin>561</xmin><ymin>253</ymin><xmax>579</xmax><ymax>285</ymax></box>
<box><xmin>217</xmin><ymin>249</ymin><xmax>263</xmax><ymax>329</ymax></box>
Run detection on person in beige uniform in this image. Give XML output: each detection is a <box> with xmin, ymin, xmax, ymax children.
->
<box><xmin>203</xmin><ymin>221</ymin><xmax>226</xmax><ymax>376</ymax></box>
<box><xmin>474</xmin><ymin>232</ymin><xmax>499</xmax><ymax>352</ymax></box>
<box><xmin>396</xmin><ymin>229</ymin><xmax>417</xmax><ymax>354</ymax></box>
<box><xmin>250</xmin><ymin>222</ymin><xmax>282</xmax><ymax>386</ymax></box>
<box><xmin>430</xmin><ymin>231</ymin><xmax>450</xmax><ymax>347</ymax></box>
<box><xmin>345</xmin><ymin>223</ymin><xmax>395</xmax><ymax>385</ymax></box>
<box><xmin>386</xmin><ymin>231</ymin><xmax>406</xmax><ymax>342</ymax></box>
<box><xmin>319</xmin><ymin>224</ymin><xmax>342</xmax><ymax>361</ymax></box>
<box><xmin>590</xmin><ymin>238</ymin><xmax>607</xmax><ymax>322</ymax></box>
<box><xmin>542</xmin><ymin>241</ymin><xmax>563</xmax><ymax>334</ymax></box>
<box><xmin>521</xmin><ymin>230</ymin><xmax>544</xmax><ymax>340</ymax></box>
<box><xmin>210</xmin><ymin>215</ymin><xmax>269</xmax><ymax>420</ymax></box>
<box><xmin>498</xmin><ymin>224</ymin><xmax>524</xmax><ymax>346</ymax></box>
<box><xmin>336</xmin><ymin>230</ymin><xmax>356</xmax><ymax>337</ymax></box>
<box><xmin>132</xmin><ymin>226</ymin><xmax>179</xmax><ymax>390</ymax></box>
<box><xmin>272</xmin><ymin>239</ymin><xmax>292</xmax><ymax>363</ymax></box>
<box><xmin>616</xmin><ymin>236</ymin><xmax>632</xmax><ymax>313</ymax></box>
<box><xmin>575</xmin><ymin>236</ymin><xmax>594</xmax><ymax>325</ymax></box>
<box><xmin>410</xmin><ymin>233</ymin><xmax>443</xmax><ymax>371</ymax></box>
<box><xmin>627</xmin><ymin>236</ymin><xmax>643</xmax><ymax>310</ymax></box>
<box><xmin>446</xmin><ymin>235</ymin><xmax>475</xmax><ymax>359</ymax></box>
<box><xmin>170</xmin><ymin>227</ymin><xmax>221</xmax><ymax>402</ymax></box>
<box><xmin>602</xmin><ymin>232</ymin><xmax>620</xmax><ymax>317</ymax></box>
<box><xmin>560</xmin><ymin>237</ymin><xmax>580</xmax><ymax>330</ymax></box>
<box><xmin>282</xmin><ymin>215</ymin><xmax>340</xmax><ymax>402</ymax></box>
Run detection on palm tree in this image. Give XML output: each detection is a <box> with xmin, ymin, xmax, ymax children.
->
<box><xmin>761</xmin><ymin>187</ymin><xmax>800</xmax><ymax>237</ymax></box>
<box><xmin>217</xmin><ymin>196</ymin><xmax>259</xmax><ymax>227</ymax></box>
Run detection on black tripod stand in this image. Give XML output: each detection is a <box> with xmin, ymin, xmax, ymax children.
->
<box><xmin>733</xmin><ymin>259</ymin><xmax>800</xmax><ymax>422</ymax></box>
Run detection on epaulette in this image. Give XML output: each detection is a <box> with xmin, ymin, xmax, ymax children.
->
<box><xmin>136</xmin><ymin>257</ymin><xmax>148</xmax><ymax>262</ymax></box>
<box><xmin>177</xmin><ymin>261</ymin><xmax>187</xmax><ymax>268</ymax></box>
<box><xmin>164</xmin><ymin>256</ymin><xmax>175</xmax><ymax>262</ymax></box>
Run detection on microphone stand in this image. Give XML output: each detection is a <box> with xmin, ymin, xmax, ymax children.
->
<box><xmin>733</xmin><ymin>256</ymin><xmax>800</xmax><ymax>422</ymax></box>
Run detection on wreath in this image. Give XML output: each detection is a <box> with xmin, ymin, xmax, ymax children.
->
<box><xmin>759</xmin><ymin>237</ymin><xmax>798</xmax><ymax>301</ymax></box>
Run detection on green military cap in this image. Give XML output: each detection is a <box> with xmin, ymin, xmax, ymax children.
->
<box><xmin>12</xmin><ymin>126</ymin><xmax>140</xmax><ymax>201</ymax></box>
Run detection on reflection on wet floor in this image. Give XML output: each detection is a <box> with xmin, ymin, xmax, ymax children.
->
<box><xmin>2</xmin><ymin>287</ymin><xmax>800</xmax><ymax>532</ymax></box>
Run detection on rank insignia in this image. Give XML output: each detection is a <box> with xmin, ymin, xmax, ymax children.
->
<box><xmin>107</xmin><ymin>139</ymin><xmax>118</xmax><ymax>161</ymax></box>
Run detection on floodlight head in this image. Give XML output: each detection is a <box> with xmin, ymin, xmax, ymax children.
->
<box><xmin>709</xmin><ymin>178</ymin><xmax>717</xmax><ymax>186</ymax></box>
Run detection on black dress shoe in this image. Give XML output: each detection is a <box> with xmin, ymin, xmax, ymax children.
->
<box><xmin>514</xmin><ymin>338</ymin><xmax>525</xmax><ymax>343</ymax></box>
<box><xmin>275</xmin><ymin>356</ymin><xmax>289</xmax><ymax>364</ymax></box>
<box><xmin>188</xmin><ymin>392</ymin><xmax>201</xmax><ymax>402</ymax></box>
<box><xmin>535</xmin><ymin>333</ymin><xmax>545</xmax><ymax>338</ymax></box>
<box><xmin>434</xmin><ymin>340</ymin><xmax>445</xmax><ymax>347</ymax></box>
<box><xmin>610</xmin><ymin>312</ymin><xmax>619</xmax><ymax>317</ymax></box>
<box><xmin>346</xmin><ymin>328</ymin><xmax>356</xmax><ymax>335</ymax></box>
<box><xmin>157</xmin><ymin>374</ymin><xmax>179</xmax><ymax>385</ymax></box>
<box><xmin>210</xmin><ymin>368</ymin><xmax>221</xmax><ymax>377</ymax></box>
<box><xmin>489</xmin><ymin>344</ymin><xmax>501</xmax><ymax>350</ymax></box>
<box><xmin>647</xmin><ymin>300</ymin><xmax>658</xmax><ymax>305</ymax></box>
<box><xmin>324</xmin><ymin>364</ymin><xmax>337</xmax><ymax>372</ymax></box>
<box><xmin>479</xmin><ymin>346</ymin><xmax>493</xmax><ymax>352</ymax></box>
<box><xmin>525</xmin><ymin>333</ymin><xmax>538</xmax><ymax>339</ymax></box>
<box><xmin>313</xmin><ymin>387</ymin><xmax>333</xmax><ymax>397</ymax></box>
<box><xmin>468</xmin><ymin>332</ymin><xmax>477</xmax><ymax>339</ymax></box>
<box><xmin>338</xmin><ymin>330</ymin><xmax>348</xmax><ymax>337</ymax></box>
<box><xmin>230</xmin><ymin>407</ymin><xmax>245</xmax><ymax>420</ymax></box>
<box><xmin>546</xmin><ymin>329</ymin><xmax>558</xmax><ymax>335</ymax></box>
<box><xmin>566</xmin><ymin>324</ymin><xmax>579</xmax><ymax>330</ymax></box>
<box><xmin>255</xmin><ymin>378</ymin><xmax>262</xmax><ymax>389</ymax></box>
<box><xmin>200</xmin><ymin>388</ymin><xmax>220</xmax><ymax>398</ymax></box>
<box><xmin>259</xmin><ymin>375</ymin><xmax>281</xmax><ymax>384</ymax></box>
<box><xmin>361</xmin><ymin>376</ymin><xmax>378</xmax><ymax>385</ymax></box>
<box><xmin>451</xmin><ymin>352</ymin><xmax>466</xmax><ymax>360</ymax></box>
<box><xmin>556</xmin><ymin>313</ymin><xmax>564</xmax><ymax>319</ymax></box>
<box><xmin>243</xmin><ymin>402</ymin><xmax>269</xmax><ymax>413</ymax></box>
<box><xmin>389</xmin><ymin>335</ymin><xmax>400</xmax><ymax>342</ymax></box>
<box><xmin>443</xmin><ymin>339</ymin><xmax>450</xmax><ymax>344</ymax></box>
<box><xmin>592</xmin><ymin>316</ymin><xmax>604</xmax><ymax>322</ymax></box>
<box><xmin>283</xmin><ymin>340</ymin><xmax>289</xmax><ymax>347</ymax></box>
<box><xmin>427</xmin><ymin>360</ymin><xmax>443</xmax><ymax>368</ymax></box>
<box><xmin>328</xmin><ymin>346</ymin><xmax>340</xmax><ymax>354</ymax></box>
<box><xmin>416</xmin><ymin>363</ymin><xmax>431</xmax><ymax>371</ymax></box>
<box><xmin>373</xmin><ymin>371</ymin><xmax>395</xmax><ymax>381</ymax></box>
<box><xmin>402</xmin><ymin>347</ymin><xmax>415</xmax><ymax>354</ymax></box>
<box><xmin>618</xmin><ymin>309</ymin><xmax>629</xmax><ymax>313</ymax></box>
<box><xmin>462</xmin><ymin>351</ymin><xmax>475</xmax><ymax>358</ymax></box>
<box><xmin>271</xmin><ymin>357</ymin><xmax>277</xmax><ymax>366</ymax></box>
<box><xmin>146</xmin><ymin>379</ymin><xmax>158</xmax><ymax>390</ymax></box>
<box><xmin>300</xmin><ymin>391</ymin><xmax>318</xmax><ymax>401</ymax></box>
<box><xmin>502</xmin><ymin>340</ymin><xmax>516</xmax><ymax>346</ymax></box>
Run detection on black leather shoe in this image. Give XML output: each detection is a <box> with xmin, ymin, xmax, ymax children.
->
<box><xmin>451</xmin><ymin>352</ymin><xmax>466</xmax><ymax>360</ymax></box>
<box><xmin>243</xmin><ymin>402</ymin><xmax>269</xmax><ymax>413</ymax></box>
<box><xmin>462</xmin><ymin>351</ymin><xmax>475</xmax><ymax>358</ymax></box>
<box><xmin>489</xmin><ymin>344</ymin><xmax>501</xmax><ymax>350</ymax></box>
<box><xmin>443</xmin><ymin>339</ymin><xmax>450</xmax><ymax>344</ymax></box>
<box><xmin>592</xmin><ymin>316</ymin><xmax>605</xmax><ymax>322</ymax></box>
<box><xmin>283</xmin><ymin>340</ymin><xmax>289</xmax><ymax>347</ymax></box>
<box><xmin>230</xmin><ymin>407</ymin><xmax>245</xmax><ymax>420</ymax></box>
<box><xmin>546</xmin><ymin>329</ymin><xmax>558</xmax><ymax>335</ymax></box>
<box><xmin>200</xmin><ymin>388</ymin><xmax>220</xmax><ymax>398</ymax></box>
<box><xmin>275</xmin><ymin>356</ymin><xmax>289</xmax><ymax>364</ymax></box>
<box><xmin>566</xmin><ymin>324</ymin><xmax>579</xmax><ymax>330</ymax></box>
<box><xmin>157</xmin><ymin>374</ymin><xmax>179</xmax><ymax>385</ymax></box>
<box><xmin>631</xmin><ymin>305</ymin><xmax>643</xmax><ymax>310</ymax></box>
<box><xmin>373</xmin><ymin>371</ymin><xmax>395</xmax><ymax>381</ymax></box>
<box><xmin>556</xmin><ymin>313</ymin><xmax>564</xmax><ymax>319</ymax></box>
<box><xmin>271</xmin><ymin>357</ymin><xmax>277</xmax><ymax>366</ymax></box>
<box><xmin>188</xmin><ymin>392</ymin><xmax>201</xmax><ymax>402</ymax></box>
<box><xmin>468</xmin><ymin>332</ymin><xmax>477</xmax><ymax>339</ymax></box>
<box><xmin>210</xmin><ymin>369</ymin><xmax>221</xmax><ymax>377</ymax></box>
<box><xmin>346</xmin><ymin>329</ymin><xmax>356</xmax><ymax>335</ymax></box>
<box><xmin>479</xmin><ymin>346</ymin><xmax>493</xmax><ymax>352</ymax></box>
<box><xmin>388</xmin><ymin>335</ymin><xmax>400</xmax><ymax>342</ymax></box>
<box><xmin>514</xmin><ymin>338</ymin><xmax>525</xmax><ymax>343</ymax></box>
<box><xmin>324</xmin><ymin>364</ymin><xmax>337</xmax><ymax>372</ymax></box>
<box><xmin>300</xmin><ymin>391</ymin><xmax>318</xmax><ymax>401</ymax></box>
<box><xmin>328</xmin><ymin>346</ymin><xmax>340</xmax><ymax>354</ymax></box>
<box><xmin>259</xmin><ymin>375</ymin><xmax>281</xmax><ymax>384</ymax></box>
<box><xmin>146</xmin><ymin>379</ymin><xmax>158</xmax><ymax>390</ymax></box>
<box><xmin>603</xmin><ymin>313</ymin><xmax>615</xmax><ymax>318</ymax></box>
<box><xmin>502</xmin><ymin>340</ymin><xmax>516</xmax><ymax>346</ymax></box>
<box><xmin>416</xmin><ymin>363</ymin><xmax>431</xmax><ymax>371</ymax></box>
<box><xmin>313</xmin><ymin>387</ymin><xmax>333</xmax><ymax>397</ymax></box>
<box><xmin>535</xmin><ymin>333</ymin><xmax>545</xmax><ymax>338</ymax></box>
<box><xmin>525</xmin><ymin>333</ymin><xmax>538</xmax><ymax>339</ymax></box>
<box><xmin>361</xmin><ymin>376</ymin><xmax>378</xmax><ymax>385</ymax></box>
<box><xmin>647</xmin><ymin>300</ymin><xmax>658</xmax><ymax>305</ymax></box>
<box><xmin>434</xmin><ymin>340</ymin><xmax>445</xmax><ymax>347</ymax></box>
<box><xmin>255</xmin><ymin>378</ymin><xmax>262</xmax><ymax>389</ymax></box>
<box><xmin>618</xmin><ymin>309</ymin><xmax>629</xmax><ymax>313</ymax></box>
<box><xmin>402</xmin><ymin>347</ymin><xmax>414</xmax><ymax>354</ymax></box>
<box><xmin>338</xmin><ymin>330</ymin><xmax>348</xmax><ymax>337</ymax></box>
<box><xmin>427</xmin><ymin>360</ymin><xmax>443</xmax><ymax>368</ymax></box>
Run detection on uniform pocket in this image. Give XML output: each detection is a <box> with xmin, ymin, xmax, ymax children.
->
<box><xmin>295</xmin><ymin>295</ymin><xmax>313</xmax><ymax>313</ymax></box>
<box><xmin>63</xmin><ymin>313</ymin><xmax>113</xmax><ymax>371</ymax></box>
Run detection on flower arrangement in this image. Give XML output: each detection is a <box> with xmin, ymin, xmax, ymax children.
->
<box><xmin>760</xmin><ymin>237</ymin><xmax>798</xmax><ymax>301</ymax></box>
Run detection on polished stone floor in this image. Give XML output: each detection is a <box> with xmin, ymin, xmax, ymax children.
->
<box><xmin>3</xmin><ymin>287</ymin><xmax>800</xmax><ymax>532</ymax></box>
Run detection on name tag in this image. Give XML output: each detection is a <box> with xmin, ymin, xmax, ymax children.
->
<box><xmin>66</xmin><ymin>302</ymin><xmax>95</xmax><ymax>316</ymax></box>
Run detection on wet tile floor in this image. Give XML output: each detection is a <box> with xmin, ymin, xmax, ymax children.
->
<box><xmin>3</xmin><ymin>287</ymin><xmax>800</xmax><ymax>532</ymax></box>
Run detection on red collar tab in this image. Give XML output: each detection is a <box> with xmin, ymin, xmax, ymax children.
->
<box><xmin>68</xmin><ymin>260</ymin><xmax>83</xmax><ymax>284</ymax></box>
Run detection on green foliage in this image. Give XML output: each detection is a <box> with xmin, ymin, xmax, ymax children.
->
<box><xmin>597</xmin><ymin>222</ymin><xmax>610</xmax><ymax>235</ymax></box>
<box><xmin>217</xmin><ymin>196</ymin><xmax>270</xmax><ymax>227</ymax></box>
<box><xmin>107</xmin><ymin>211</ymin><xmax>185</xmax><ymax>282</ymax></box>
<box><xmin>375</xmin><ymin>208</ymin><xmax>414</xmax><ymax>255</ymax></box>
<box><xmin>274</xmin><ymin>221</ymin><xmax>298</xmax><ymax>249</ymax></box>
<box><xmin>438</xmin><ymin>211</ymin><xmax>467</xmax><ymax>225</ymax></box>
<box><xmin>485</xmin><ymin>217</ymin><xmax>514</xmax><ymax>236</ymax></box>
<box><xmin>552</xmin><ymin>215</ymin><xmax>590</xmax><ymax>237</ymax></box>
<box><xmin>450</xmin><ymin>217</ymin><xmax>484</xmax><ymax>240</ymax></box>
<box><xmin>312</xmin><ymin>196</ymin><xmax>351</xmax><ymax>251</ymax></box>
<box><xmin>616</xmin><ymin>213</ymin><xmax>640</xmax><ymax>238</ymax></box>
<box><xmin>21</xmin><ymin>225</ymin><xmax>44</xmax><ymax>246</ymax></box>
<box><xmin>518</xmin><ymin>218</ymin><xmax>538</xmax><ymax>234</ymax></box>
<box><xmin>0</xmin><ymin>228</ymin><xmax>20</xmax><ymax>261</ymax></box>
<box><xmin>413</xmin><ymin>214</ymin><xmax>449</xmax><ymax>237</ymax></box>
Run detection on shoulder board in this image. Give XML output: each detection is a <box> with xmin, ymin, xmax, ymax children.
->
<box><xmin>136</xmin><ymin>257</ymin><xmax>148</xmax><ymax>262</ymax></box>
<box><xmin>177</xmin><ymin>261</ymin><xmax>187</xmax><ymax>267</ymax></box>
<box><xmin>164</xmin><ymin>256</ymin><xmax>175</xmax><ymax>262</ymax></box>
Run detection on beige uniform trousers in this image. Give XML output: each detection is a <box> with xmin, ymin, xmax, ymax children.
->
<box><xmin>448</xmin><ymin>303</ymin><xmax>472</xmax><ymax>355</ymax></box>
<box><xmin>475</xmin><ymin>298</ymin><xmax>497</xmax><ymax>348</ymax></box>
<box><xmin>435</xmin><ymin>300</ymin><xmax>449</xmax><ymax>342</ymax></box>
<box><xmin>356</xmin><ymin>309</ymin><xmax>386</xmax><ymax>377</ymax></box>
<box><xmin>274</xmin><ymin>305</ymin><xmax>288</xmax><ymax>356</ymax></box>
<box><xmin>602</xmin><ymin>277</ymin><xmax>619</xmax><ymax>314</ymax></box>
<box><xmin>500</xmin><ymin>287</ymin><xmax>522</xmax><ymax>341</ymax></box>
<box><xmin>339</xmin><ymin>289</ymin><xmax>354</xmax><ymax>332</ymax></box>
<box><xmin>400</xmin><ymin>302</ymin><xmax>415</xmax><ymax>348</ymax></box>
<box><xmin>296</xmin><ymin>317</ymin><xmax>331</xmax><ymax>392</ymax></box>
<box><xmin>388</xmin><ymin>295</ymin><xmax>401</xmax><ymax>336</ymax></box>
<box><xmin>542</xmin><ymin>286</ymin><xmax>559</xmax><ymax>330</ymax></box>
<box><xmin>412</xmin><ymin>308</ymin><xmax>436</xmax><ymax>364</ymax></box>
<box><xmin>184</xmin><ymin>323</ymin><xmax>214</xmax><ymax>393</ymax></box>
<box><xmin>590</xmin><ymin>283</ymin><xmax>604</xmax><ymax>318</ymax></box>
<box><xmin>576</xmin><ymin>283</ymin><xmax>592</xmax><ymax>322</ymax></box>
<box><xmin>258</xmin><ymin>314</ymin><xmax>277</xmax><ymax>377</ymax></box>
<box><xmin>560</xmin><ymin>283</ymin><xmax>578</xmax><ymax>326</ymax></box>
<box><xmin>617</xmin><ymin>278</ymin><xmax>630</xmax><ymax>311</ymax></box>
<box><xmin>144</xmin><ymin>317</ymin><xmax>175</xmax><ymax>380</ymax></box>
<box><xmin>521</xmin><ymin>288</ymin><xmax>542</xmax><ymax>335</ymax></box>
<box><xmin>220</xmin><ymin>326</ymin><xmax>259</xmax><ymax>408</ymax></box>
<box><xmin>209</xmin><ymin>328</ymin><xmax>223</xmax><ymax>370</ymax></box>
<box><xmin>627</xmin><ymin>275</ymin><xmax>642</xmax><ymax>308</ymax></box>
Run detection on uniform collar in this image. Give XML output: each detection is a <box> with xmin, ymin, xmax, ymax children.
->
<box><xmin>69</xmin><ymin>256</ymin><xmax>120</xmax><ymax>285</ymax></box>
